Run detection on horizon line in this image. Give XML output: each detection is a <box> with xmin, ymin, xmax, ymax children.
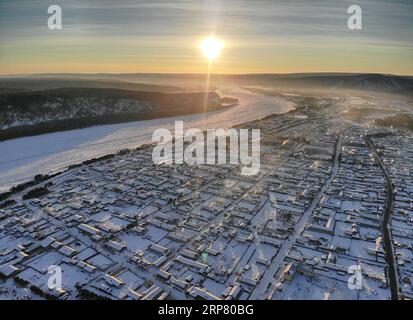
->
<box><xmin>1</xmin><ymin>71</ymin><xmax>412</xmax><ymax>77</ymax></box>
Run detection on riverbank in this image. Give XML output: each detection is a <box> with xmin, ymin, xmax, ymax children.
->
<box><xmin>0</xmin><ymin>87</ymin><xmax>293</xmax><ymax>192</ymax></box>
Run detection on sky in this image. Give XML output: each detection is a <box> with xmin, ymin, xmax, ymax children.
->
<box><xmin>0</xmin><ymin>0</ymin><xmax>412</xmax><ymax>75</ymax></box>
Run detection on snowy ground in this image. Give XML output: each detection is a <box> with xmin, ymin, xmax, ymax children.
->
<box><xmin>0</xmin><ymin>87</ymin><xmax>293</xmax><ymax>192</ymax></box>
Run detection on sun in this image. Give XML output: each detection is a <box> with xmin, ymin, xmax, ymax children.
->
<box><xmin>200</xmin><ymin>37</ymin><xmax>224</xmax><ymax>61</ymax></box>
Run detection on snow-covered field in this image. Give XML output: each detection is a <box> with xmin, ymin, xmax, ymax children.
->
<box><xmin>0</xmin><ymin>87</ymin><xmax>293</xmax><ymax>192</ymax></box>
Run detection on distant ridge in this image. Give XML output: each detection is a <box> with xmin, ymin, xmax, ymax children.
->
<box><xmin>2</xmin><ymin>73</ymin><xmax>411</xmax><ymax>95</ymax></box>
<box><xmin>0</xmin><ymin>78</ymin><xmax>185</xmax><ymax>93</ymax></box>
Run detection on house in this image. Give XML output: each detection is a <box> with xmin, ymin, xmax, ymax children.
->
<box><xmin>188</xmin><ymin>287</ymin><xmax>221</xmax><ymax>300</ymax></box>
<box><xmin>106</xmin><ymin>240</ymin><xmax>126</xmax><ymax>252</ymax></box>
<box><xmin>0</xmin><ymin>264</ymin><xmax>20</xmax><ymax>278</ymax></box>
<box><xmin>59</xmin><ymin>245</ymin><xmax>78</xmax><ymax>257</ymax></box>
<box><xmin>282</xmin><ymin>263</ymin><xmax>296</xmax><ymax>283</ymax></box>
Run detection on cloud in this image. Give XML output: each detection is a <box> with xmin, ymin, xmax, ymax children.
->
<box><xmin>0</xmin><ymin>0</ymin><xmax>412</xmax><ymax>74</ymax></box>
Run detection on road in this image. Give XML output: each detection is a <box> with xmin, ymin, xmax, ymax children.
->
<box><xmin>249</xmin><ymin>134</ymin><xmax>342</xmax><ymax>299</ymax></box>
<box><xmin>366</xmin><ymin>135</ymin><xmax>400</xmax><ymax>300</ymax></box>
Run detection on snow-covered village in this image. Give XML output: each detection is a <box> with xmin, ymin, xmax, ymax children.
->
<box><xmin>1</xmin><ymin>93</ymin><xmax>412</xmax><ymax>300</ymax></box>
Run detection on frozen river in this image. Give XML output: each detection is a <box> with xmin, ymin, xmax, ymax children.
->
<box><xmin>0</xmin><ymin>87</ymin><xmax>293</xmax><ymax>191</ymax></box>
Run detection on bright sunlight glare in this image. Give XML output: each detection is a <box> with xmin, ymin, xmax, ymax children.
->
<box><xmin>200</xmin><ymin>37</ymin><xmax>224</xmax><ymax>61</ymax></box>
